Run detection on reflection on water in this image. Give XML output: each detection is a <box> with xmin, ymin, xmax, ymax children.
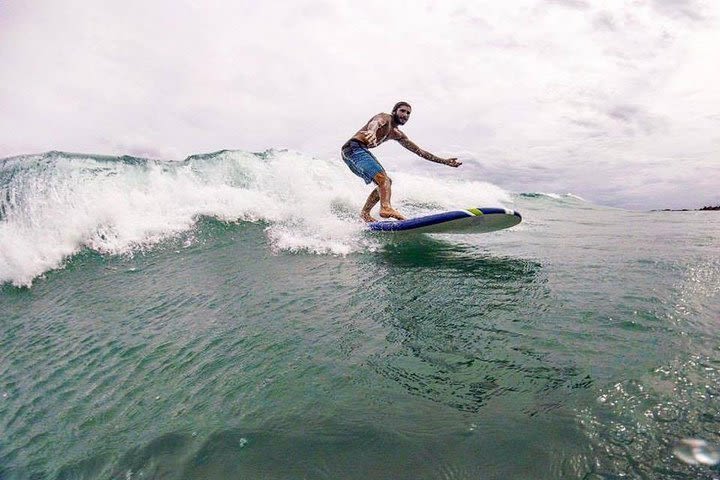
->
<box><xmin>581</xmin><ymin>354</ymin><xmax>720</xmax><ymax>478</ymax></box>
<box><xmin>674</xmin><ymin>438</ymin><xmax>720</xmax><ymax>466</ymax></box>
<box><xmin>375</xmin><ymin>234</ymin><xmax>513</xmax><ymax>270</ymax></box>
<box><xmin>359</xmin><ymin>238</ymin><xmax>593</xmax><ymax>415</ymax></box>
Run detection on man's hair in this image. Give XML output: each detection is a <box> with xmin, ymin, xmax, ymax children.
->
<box><xmin>392</xmin><ymin>101</ymin><xmax>411</xmax><ymax>113</ymax></box>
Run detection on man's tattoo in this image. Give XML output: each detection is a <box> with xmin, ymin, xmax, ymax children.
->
<box><xmin>398</xmin><ymin>138</ymin><xmax>445</xmax><ymax>164</ymax></box>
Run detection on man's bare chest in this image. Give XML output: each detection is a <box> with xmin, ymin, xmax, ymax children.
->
<box><xmin>375</xmin><ymin>124</ymin><xmax>402</xmax><ymax>145</ymax></box>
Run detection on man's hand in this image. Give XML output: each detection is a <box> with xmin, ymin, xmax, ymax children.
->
<box><xmin>444</xmin><ymin>158</ymin><xmax>462</xmax><ymax>167</ymax></box>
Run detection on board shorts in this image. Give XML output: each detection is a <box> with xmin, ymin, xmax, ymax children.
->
<box><xmin>341</xmin><ymin>140</ymin><xmax>385</xmax><ymax>184</ymax></box>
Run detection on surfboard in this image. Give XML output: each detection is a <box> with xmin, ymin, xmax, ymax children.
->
<box><xmin>367</xmin><ymin>207</ymin><xmax>522</xmax><ymax>234</ymax></box>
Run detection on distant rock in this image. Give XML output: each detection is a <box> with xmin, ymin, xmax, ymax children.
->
<box><xmin>654</xmin><ymin>205</ymin><xmax>719</xmax><ymax>212</ymax></box>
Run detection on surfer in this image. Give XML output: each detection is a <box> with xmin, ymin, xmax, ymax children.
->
<box><xmin>341</xmin><ymin>102</ymin><xmax>462</xmax><ymax>222</ymax></box>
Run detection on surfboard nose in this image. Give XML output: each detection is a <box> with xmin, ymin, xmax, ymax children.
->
<box><xmin>477</xmin><ymin>207</ymin><xmax>522</xmax><ymax>221</ymax></box>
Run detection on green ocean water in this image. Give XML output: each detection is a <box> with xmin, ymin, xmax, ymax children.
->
<box><xmin>1</xmin><ymin>152</ymin><xmax>719</xmax><ymax>479</ymax></box>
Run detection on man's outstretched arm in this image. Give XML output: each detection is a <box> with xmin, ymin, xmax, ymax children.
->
<box><xmin>398</xmin><ymin>136</ymin><xmax>462</xmax><ymax>167</ymax></box>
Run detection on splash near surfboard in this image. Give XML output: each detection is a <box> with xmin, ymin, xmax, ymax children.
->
<box><xmin>367</xmin><ymin>207</ymin><xmax>522</xmax><ymax>234</ymax></box>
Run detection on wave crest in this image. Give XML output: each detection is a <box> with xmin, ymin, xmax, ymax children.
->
<box><xmin>0</xmin><ymin>149</ymin><xmax>512</xmax><ymax>287</ymax></box>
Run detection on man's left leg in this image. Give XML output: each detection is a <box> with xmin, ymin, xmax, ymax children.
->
<box><xmin>360</xmin><ymin>188</ymin><xmax>380</xmax><ymax>222</ymax></box>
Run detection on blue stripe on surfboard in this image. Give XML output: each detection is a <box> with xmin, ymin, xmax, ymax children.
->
<box><xmin>368</xmin><ymin>210</ymin><xmax>471</xmax><ymax>232</ymax></box>
<box><xmin>478</xmin><ymin>207</ymin><xmax>509</xmax><ymax>215</ymax></box>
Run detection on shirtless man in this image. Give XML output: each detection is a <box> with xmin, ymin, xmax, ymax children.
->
<box><xmin>341</xmin><ymin>102</ymin><xmax>462</xmax><ymax>222</ymax></box>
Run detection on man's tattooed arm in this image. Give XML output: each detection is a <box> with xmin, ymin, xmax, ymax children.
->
<box><xmin>397</xmin><ymin>136</ymin><xmax>461</xmax><ymax>167</ymax></box>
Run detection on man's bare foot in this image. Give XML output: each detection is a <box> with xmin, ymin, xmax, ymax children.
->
<box><xmin>361</xmin><ymin>211</ymin><xmax>378</xmax><ymax>223</ymax></box>
<box><xmin>379</xmin><ymin>207</ymin><xmax>406</xmax><ymax>220</ymax></box>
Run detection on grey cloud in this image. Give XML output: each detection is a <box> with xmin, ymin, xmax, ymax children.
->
<box><xmin>593</xmin><ymin>12</ymin><xmax>617</xmax><ymax>31</ymax></box>
<box><xmin>569</xmin><ymin>118</ymin><xmax>609</xmax><ymax>138</ymax></box>
<box><xmin>570</xmin><ymin>119</ymin><xmax>603</xmax><ymax>130</ymax></box>
<box><xmin>608</xmin><ymin>105</ymin><xmax>641</xmax><ymax>123</ymax></box>
<box><xmin>606</xmin><ymin>105</ymin><xmax>666</xmax><ymax>135</ymax></box>
<box><xmin>652</xmin><ymin>0</ymin><xmax>706</xmax><ymax>21</ymax></box>
<box><xmin>544</xmin><ymin>0</ymin><xmax>591</xmax><ymax>9</ymax></box>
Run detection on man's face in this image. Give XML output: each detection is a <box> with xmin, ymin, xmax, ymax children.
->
<box><xmin>394</xmin><ymin>106</ymin><xmax>411</xmax><ymax>125</ymax></box>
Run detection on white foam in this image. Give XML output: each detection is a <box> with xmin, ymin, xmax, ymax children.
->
<box><xmin>0</xmin><ymin>150</ymin><xmax>513</xmax><ymax>287</ymax></box>
<box><xmin>521</xmin><ymin>192</ymin><xmax>589</xmax><ymax>203</ymax></box>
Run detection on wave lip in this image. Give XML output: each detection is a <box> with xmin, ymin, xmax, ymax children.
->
<box><xmin>518</xmin><ymin>192</ymin><xmax>587</xmax><ymax>202</ymax></box>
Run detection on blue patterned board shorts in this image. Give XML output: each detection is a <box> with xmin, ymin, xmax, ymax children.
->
<box><xmin>341</xmin><ymin>140</ymin><xmax>385</xmax><ymax>184</ymax></box>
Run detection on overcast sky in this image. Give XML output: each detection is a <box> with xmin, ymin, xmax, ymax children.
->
<box><xmin>1</xmin><ymin>0</ymin><xmax>718</xmax><ymax>209</ymax></box>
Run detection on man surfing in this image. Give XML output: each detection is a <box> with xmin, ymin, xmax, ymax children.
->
<box><xmin>341</xmin><ymin>102</ymin><xmax>462</xmax><ymax>222</ymax></box>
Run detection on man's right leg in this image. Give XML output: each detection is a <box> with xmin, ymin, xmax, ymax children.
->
<box><xmin>373</xmin><ymin>171</ymin><xmax>406</xmax><ymax>221</ymax></box>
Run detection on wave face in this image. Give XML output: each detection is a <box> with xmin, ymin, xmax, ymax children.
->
<box><xmin>0</xmin><ymin>149</ymin><xmax>513</xmax><ymax>286</ymax></box>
